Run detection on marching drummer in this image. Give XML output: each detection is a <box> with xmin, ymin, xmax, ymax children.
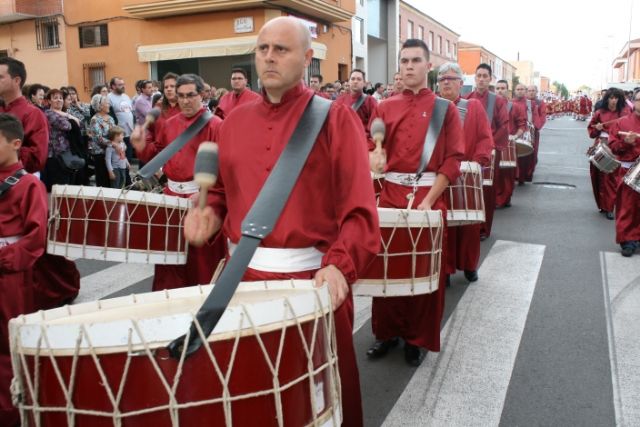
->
<box><xmin>0</xmin><ymin>113</ymin><xmax>48</xmax><ymax>426</ymax></box>
<box><xmin>334</xmin><ymin>69</ymin><xmax>378</xmax><ymax>132</ymax></box>
<box><xmin>608</xmin><ymin>90</ymin><xmax>640</xmax><ymax>257</ymax></box>
<box><xmin>366</xmin><ymin>39</ymin><xmax>464</xmax><ymax>366</ymax></box>
<box><xmin>437</xmin><ymin>62</ymin><xmax>494</xmax><ymax>283</ymax></box>
<box><xmin>131</xmin><ymin>74</ymin><xmax>226</xmax><ymax>291</ymax></box>
<box><xmin>183</xmin><ymin>16</ymin><xmax>380</xmax><ymax>427</ymax></box>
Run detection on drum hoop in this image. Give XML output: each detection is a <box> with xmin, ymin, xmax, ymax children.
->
<box><xmin>52</xmin><ymin>185</ymin><xmax>191</xmax><ymax>210</ymax></box>
<box><xmin>377</xmin><ymin>207</ymin><xmax>443</xmax><ymax>228</ymax></box>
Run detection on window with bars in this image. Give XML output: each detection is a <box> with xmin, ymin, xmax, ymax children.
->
<box><xmin>0</xmin><ymin>50</ymin><xmax>8</xmax><ymax>58</ymax></box>
<box><xmin>35</xmin><ymin>17</ymin><xmax>60</xmax><ymax>50</ymax></box>
<box><xmin>305</xmin><ymin>58</ymin><xmax>321</xmax><ymax>84</ymax></box>
<box><xmin>79</xmin><ymin>24</ymin><xmax>109</xmax><ymax>48</ymax></box>
<box><xmin>83</xmin><ymin>62</ymin><xmax>106</xmax><ymax>93</ymax></box>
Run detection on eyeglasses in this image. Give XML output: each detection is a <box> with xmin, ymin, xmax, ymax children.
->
<box><xmin>437</xmin><ymin>76</ymin><xmax>460</xmax><ymax>83</ymax></box>
<box><xmin>177</xmin><ymin>92</ymin><xmax>199</xmax><ymax>100</ymax></box>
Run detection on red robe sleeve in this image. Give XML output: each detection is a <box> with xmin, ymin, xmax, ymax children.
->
<box><xmin>587</xmin><ymin>111</ymin><xmax>603</xmax><ymax>139</ymax></box>
<box><xmin>19</xmin><ymin>107</ymin><xmax>49</xmax><ymax>173</ymax></box>
<box><xmin>467</xmin><ymin>100</ymin><xmax>494</xmax><ymax>166</ymax></box>
<box><xmin>491</xmin><ymin>96</ymin><xmax>509</xmax><ymax>150</ymax></box>
<box><xmin>536</xmin><ymin>100</ymin><xmax>547</xmax><ymax>129</ymax></box>
<box><xmin>434</xmin><ymin>101</ymin><xmax>464</xmax><ymax>183</ymax></box>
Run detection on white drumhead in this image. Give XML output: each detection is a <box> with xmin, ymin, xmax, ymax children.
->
<box><xmin>377</xmin><ymin>208</ymin><xmax>442</xmax><ymax>228</ymax></box>
<box><xmin>11</xmin><ymin>281</ymin><xmax>330</xmax><ymax>355</ymax></box>
<box><xmin>51</xmin><ymin>185</ymin><xmax>191</xmax><ymax>209</ymax></box>
<box><xmin>460</xmin><ymin>161</ymin><xmax>482</xmax><ymax>174</ymax></box>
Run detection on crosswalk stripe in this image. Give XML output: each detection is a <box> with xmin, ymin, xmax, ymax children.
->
<box><xmin>382</xmin><ymin>240</ymin><xmax>545</xmax><ymax>426</ymax></box>
<box><xmin>76</xmin><ymin>263</ymin><xmax>154</xmax><ymax>303</ymax></box>
<box><xmin>353</xmin><ymin>296</ymin><xmax>372</xmax><ymax>334</ymax></box>
<box><xmin>601</xmin><ymin>251</ymin><xmax>640</xmax><ymax>426</ymax></box>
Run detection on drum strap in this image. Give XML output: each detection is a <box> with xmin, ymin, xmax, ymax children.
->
<box><xmin>416</xmin><ymin>97</ymin><xmax>449</xmax><ymax>178</ymax></box>
<box><xmin>167</xmin><ymin>95</ymin><xmax>332</xmax><ymax>359</ymax></box>
<box><xmin>457</xmin><ymin>98</ymin><xmax>469</xmax><ymax>124</ymax></box>
<box><xmin>0</xmin><ymin>168</ymin><xmax>26</xmax><ymax>199</ymax></box>
<box><xmin>136</xmin><ymin>110</ymin><xmax>213</xmax><ymax>179</ymax></box>
<box><xmin>352</xmin><ymin>93</ymin><xmax>367</xmax><ymax>111</ymax></box>
<box><xmin>507</xmin><ymin>101</ymin><xmax>513</xmax><ymax>113</ymax></box>
<box><xmin>487</xmin><ymin>92</ymin><xmax>496</xmax><ymax>124</ymax></box>
<box><xmin>526</xmin><ymin>99</ymin><xmax>533</xmax><ymax>123</ymax></box>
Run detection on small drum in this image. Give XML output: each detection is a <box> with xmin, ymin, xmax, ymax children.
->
<box><xmin>623</xmin><ymin>159</ymin><xmax>640</xmax><ymax>194</ymax></box>
<box><xmin>500</xmin><ymin>138</ymin><xmax>517</xmax><ymax>168</ymax></box>
<box><xmin>354</xmin><ymin>208</ymin><xmax>443</xmax><ymax>297</ymax></box>
<box><xmin>515</xmin><ymin>129</ymin><xmax>534</xmax><ymax>157</ymax></box>
<box><xmin>48</xmin><ymin>185</ymin><xmax>190</xmax><ymax>264</ymax></box>
<box><xmin>9</xmin><ymin>281</ymin><xmax>341</xmax><ymax>427</ymax></box>
<box><xmin>482</xmin><ymin>149</ymin><xmax>496</xmax><ymax>186</ymax></box>
<box><xmin>446</xmin><ymin>161</ymin><xmax>485</xmax><ymax>226</ymax></box>
<box><xmin>589</xmin><ymin>140</ymin><xmax>620</xmax><ymax>174</ymax></box>
<box><xmin>372</xmin><ymin>172</ymin><xmax>385</xmax><ymax>199</ymax></box>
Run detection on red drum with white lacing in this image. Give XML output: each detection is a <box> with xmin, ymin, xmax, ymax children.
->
<box><xmin>482</xmin><ymin>150</ymin><xmax>495</xmax><ymax>186</ymax></box>
<box><xmin>500</xmin><ymin>139</ymin><xmax>517</xmax><ymax>168</ymax></box>
<box><xmin>445</xmin><ymin>161</ymin><xmax>485</xmax><ymax>226</ymax></box>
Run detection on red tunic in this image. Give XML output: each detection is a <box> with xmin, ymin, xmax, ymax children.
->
<box><xmin>207</xmin><ymin>82</ymin><xmax>380</xmax><ymax>427</ymax></box>
<box><xmin>369</xmin><ymin>88</ymin><xmax>464</xmax><ymax>352</ymax></box>
<box><xmin>513</xmin><ymin>97</ymin><xmax>539</xmax><ymax>183</ymax></box>
<box><xmin>0</xmin><ymin>161</ymin><xmax>47</xmax><ymax>426</ymax></box>
<box><xmin>495</xmin><ymin>101</ymin><xmax>526</xmax><ymax>207</ymax></box>
<box><xmin>142</xmin><ymin>103</ymin><xmax>181</xmax><ymax>153</ymax></box>
<box><xmin>135</xmin><ymin>108</ymin><xmax>226</xmax><ymax>291</ymax></box>
<box><xmin>447</xmin><ymin>97</ymin><xmax>494</xmax><ymax>273</ymax></box>
<box><xmin>335</xmin><ymin>91</ymin><xmax>378</xmax><ymax>133</ymax></box>
<box><xmin>215</xmin><ymin>89</ymin><xmax>262</xmax><ymax>120</ymax></box>
<box><xmin>609</xmin><ymin>112</ymin><xmax>640</xmax><ymax>243</ymax></box>
<box><xmin>0</xmin><ymin>97</ymin><xmax>49</xmax><ymax>173</ymax></box>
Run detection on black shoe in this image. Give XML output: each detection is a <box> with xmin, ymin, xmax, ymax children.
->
<box><xmin>518</xmin><ymin>181</ymin><xmax>525</xmax><ymax>186</ymax></box>
<box><xmin>606</xmin><ymin>211</ymin><xmax>614</xmax><ymax>220</ymax></box>
<box><xmin>366</xmin><ymin>338</ymin><xmax>399</xmax><ymax>358</ymax></box>
<box><xmin>621</xmin><ymin>243</ymin><xmax>635</xmax><ymax>257</ymax></box>
<box><xmin>464</xmin><ymin>270</ymin><xmax>478</xmax><ymax>282</ymax></box>
<box><xmin>504</xmin><ymin>202</ymin><xmax>512</xmax><ymax>208</ymax></box>
<box><xmin>404</xmin><ymin>343</ymin><xmax>426</xmax><ymax>367</ymax></box>
<box><xmin>446</xmin><ymin>275</ymin><xmax>451</xmax><ymax>288</ymax></box>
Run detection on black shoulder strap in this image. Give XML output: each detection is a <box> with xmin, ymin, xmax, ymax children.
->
<box><xmin>352</xmin><ymin>93</ymin><xmax>367</xmax><ymax>111</ymax></box>
<box><xmin>457</xmin><ymin>98</ymin><xmax>469</xmax><ymax>124</ymax></box>
<box><xmin>0</xmin><ymin>169</ymin><xmax>26</xmax><ymax>199</ymax></box>
<box><xmin>137</xmin><ymin>110</ymin><xmax>213</xmax><ymax>179</ymax></box>
<box><xmin>167</xmin><ymin>95</ymin><xmax>333</xmax><ymax>359</ymax></box>
<box><xmin>487</xmin><ymin>92</ymin><xmax>496</xmax><ymax>124</ymax></box>
<box><xmin>507</xmin><ymin>101</ymin><xmax>513</xmax><ymax>113</ymax></box>
<box><xmin>416</xmin><ymin>97</ymin><xmax>449</xmax><ymax>177</ymax></box>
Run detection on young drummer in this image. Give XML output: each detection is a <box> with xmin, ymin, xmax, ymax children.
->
<box><xmin>0</xmin><ymin>113</ymin><xmax>48</xmax><ymax>426</ymax></box>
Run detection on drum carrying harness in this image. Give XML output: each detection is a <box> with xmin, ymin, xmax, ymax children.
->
<box><xmin>0</xmin><ymin>168</ymin><xmax>26</xmax><ymax>199</ymax></box>
<box><xmin>167</xmin><ymin>95</ymin><xmax>332</xmax><ymax>359</ymax></box>
<box><xmin>352</xmin><ymin>93</ymin><xmax>367</xmax><ymax>111</ymax></box>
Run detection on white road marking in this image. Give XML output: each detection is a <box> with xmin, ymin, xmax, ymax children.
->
<box><xmin>353</xmin><ymin>296</ymin><xmax>372</xmax><ymax>334</ymax></box>
<box><xmin>75</xmin><ymin>263</ymin><xmax>154</xmax><ymax>303</ymax></box>
<box><xmin>601</xmin><ymin>251</ymin><xmax>640</xmax><ymax>426</ymax></box>
<box><xmin>382</xmin><ymin>240</ymin><xmax>545</xmax><ymax>427</ymax></box>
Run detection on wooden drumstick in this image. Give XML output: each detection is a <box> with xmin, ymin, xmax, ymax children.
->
<box><xmin>618</xmin><ymin>131</ymin><xmax>639</xmax><ymax>137</ymax></box>
<box><xmin>143</xmin><ymin>108</ymin><xmax>161</xmax><ymax>130</ymax></box>
<box><xmin>193</xmin><ymin>142</ymin><xmax>219</xmax><ymax>210</ymax></box>
<box><xmin>371</xmin><ymin>118</ymin><xmax>385</xmax><ymax>152</ymax></box>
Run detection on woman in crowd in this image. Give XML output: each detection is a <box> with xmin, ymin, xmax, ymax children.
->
<box><xmin>88</xmin><ymin>93</ymin><xmax>115</xmax><ymax>187</ymax></box>
<box><xmin>27</xmin><ymin>84</ymin><xmax>45</xmax><ymax>110</ymax></box>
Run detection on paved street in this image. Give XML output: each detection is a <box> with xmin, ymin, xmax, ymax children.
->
<box><xmin>72</xmin><ymin>116</ymin><xmax>639</xmax><ymax>426</ymax></box>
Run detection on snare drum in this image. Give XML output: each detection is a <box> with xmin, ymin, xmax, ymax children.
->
<box><xmin>354</xmin><ymin>208</ymin><xmax>443</xmax><ymax>297</ymax></box>
<box><xmin>515</xmin><ymin>130</ymin><xmax>534</xmax><ymax>157</ymax></box>
<box><xmin>446</xmin><ymin>161</ymin><xmax>485</xmax><ymax>226</ymax></box>
<box><xmin>500</xmin><ymin>138</ymin><xmax>517</xmax><ymax>168</ymax></box>
<box><xmin>589</xmin><ymin>140</ymin><xmax>620</xmax><ymax>174</ymax></box>
<box><xmin>48</xmin><ymin>185</ymin><xmax>190</xmax><ymax>264</ymax></box>
<box><xmin>623</xmin><ymin>159</ymin><xmax>640</xmax><ymax>194</ymax></box>
<box><xmin>482</xmin><ymin>150</ymin><xmax>496</xmax><ymax>186</ymax></box>
<box><xmin>9</xmin><ymin>281</ymin><xmax>341</xmax><ymax>427</ymax></box>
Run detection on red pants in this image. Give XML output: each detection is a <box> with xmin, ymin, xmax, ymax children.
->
<box><xmin>241</xmin><ymin>268</ymin><xmax>363</xmax><ymax>427</ymax></box>
<box><xmin>446</xmin><ymin>223</ymin><xmax>481</xmax><ymax>274</ymax></box>
<box><xmin>590</xmin><ymin>164</ymin><xmax>619</xmax><ymax>212</ymax></box>
<box><xmin>32</xmin><ymin>254</ymin><xmax>80</xmax><ymax>311</ymax></box>
<box><xmin>495</xmin><ymin>152</ymin><xmax>516</xmax><ymax>207</ymax></box>
<box><xmin>615</xmin><ymin>178</ymin><xmax>640</xmax><ymax>243</ymax></box>
<box><xmin>481</xmin><ymin>152</ymin><xmax>499</xmax><ymax>237</ymax></box>
<box><xmin>152</xmin><ymin>233</ymin><xmax>226</xmax><ymax>291</ymax></box>
<box><xmin>517</xmin><ymin>132</ymin><xmax>540</xmax><ymax>183</ymax></box>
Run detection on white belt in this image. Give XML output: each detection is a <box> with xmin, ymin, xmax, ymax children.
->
<box><xmin>228</xmin><ymin>240</ymin><xmax>323</xmax><ymax>273</ymax></box>
<box><xmin>0</xmin><ymin>235</ymin><xmax>22</xmax><ymax>247</ymax></box>
<box><xmin>167</xmin><ymin>179</ymin><xmax>199</xmax><ymax>194</ymax></box>
<box><xmin>600</xmin><ymin>132</ymin><xmax>609</xmax><ymax>139</ymax></box>
<box><xmin>620</xmin><ymin>161</ymin><xmax>634</xmax><ymax>169</ymax></box>
<box><xmin>384</xmin><ymin>172</ymin><xmax>436</xmax><ymax>187</ymax></box>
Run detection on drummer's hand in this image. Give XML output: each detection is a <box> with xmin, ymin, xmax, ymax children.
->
<box><xmin>130</xmin><ymin>125</ymin><xmax>146</xmax><ymax>151</ymax></box>
<box><xmin>369</xmin><ymin>149</ymin><xmax>386</xmax><ymax>174</ymax></box>
<box><xmin>314</xmin><ymin>265</ymin><xmax>349</xmax><ymax>309</ymax></box>
<box><xmin>417</xmin><ymin>196</ymin><xmax>433</xmax><ymax>211</ymax></box>
<box><xmin>184</xmin><ymin>206</ymin><xmax>221</xmax><ymax>247</ymax></box>
<box><xmin>624</xmin><ymin>133</ymin><xmax>638</xmax><ymax>144</ymax></box>
<box><xmin>595</xmin><ymin>123</ymin><xmax>603</xmax><ymax>131</ymax></box>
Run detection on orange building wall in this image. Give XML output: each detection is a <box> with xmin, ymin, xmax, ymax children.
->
<box><xmin>458</xmin><ymin>50</ymin><xmax>481</xmax><ymax>75</ymax></box>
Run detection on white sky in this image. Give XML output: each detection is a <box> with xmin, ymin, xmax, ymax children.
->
<box><xmin>404</xmin><ymin>0</ymin><xmax>639</xmax><ymax>90</ymax></box>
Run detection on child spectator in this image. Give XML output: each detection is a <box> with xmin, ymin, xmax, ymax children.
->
<box><xmin>104</xmin><ymin>125</ymin><xmax>130</xmax><ymax>189</ymax></box>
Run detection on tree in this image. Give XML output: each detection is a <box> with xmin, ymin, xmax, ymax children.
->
<box><xmin>552</xmin><ymin>80</ymin><xmax>569</xmax><ymax>99</ymax></box>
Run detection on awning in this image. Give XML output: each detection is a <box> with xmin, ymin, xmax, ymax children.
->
<box><xmin>137</xmin><ymin>35</ymin><xmax>327</xmax><ymax>62</ymax></box>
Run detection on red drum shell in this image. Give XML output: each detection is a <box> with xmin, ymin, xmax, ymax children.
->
<box><xmin>482</xmin><ymin>150</ymin><xmax>495</xmax><ymax>186</ymax></box>
<box><xmin>446</xmin><ymin>161</ymin><xmax>485</xmax><ymax>226</ymax></box>
<box><xmin>500</xmin><ymin>140</ymin><xmax>517</xmax><ymax>168</ymax></box>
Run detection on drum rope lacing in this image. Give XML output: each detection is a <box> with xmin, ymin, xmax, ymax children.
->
<box><xmin>11</xmin><ymin>288</ymin><xmax>341</xmax><ymax>426</ymax></box>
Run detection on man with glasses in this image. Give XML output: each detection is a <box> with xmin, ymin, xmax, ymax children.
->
<box><xmin>437</xmin><ymin>62</ymin><xmax>493</xmax><ymax>284</ymax></box>
<box><xmin>130</xmin><ymin>73</ymin><xmax>225</xmax><ymax>291</ymax></box>
<box><xmin>215</xmin><ymin>68</ymin><xmax>260</xmax><ymax>119</ymax></box>
<box><xmin>609</xmin><ymin>91</ymin><xmax>640</xmax><ymax>257</ymax></box>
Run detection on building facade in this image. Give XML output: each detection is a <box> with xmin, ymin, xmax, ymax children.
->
<box><xmin>612</xmin><ymin>38</ymin><xmax>640</xmax><ymax>83</ymax></box>
<box><xmin>457</xmin><ymin>41</ymin><xmax>515</xmax><ymax>85</ymax></box>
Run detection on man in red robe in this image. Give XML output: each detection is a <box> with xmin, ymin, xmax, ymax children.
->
<box><xmin>335</xmin><ymin>69</ymin><xmax>378</xmax><ymax>131</ymax></box>
<box><xmin>438</xmin><ymin>62</ymin><xmax>493</xmax><ymax>282</ymax></box>
<box><xmin>131</xmin><ymin>73</ymin><xmax>226</xmax><ymax>292</ymax></box>
<box><xmin>609</xmin><ymin>91</ymin><xmax>640</xmax><ymax>256</ymax></box>
<box><xmin>367</xmin><ymin>39</ymin><xmax>464</xmax><ymax>366</ymax></box>
<box><xmin>215</xmin><ymin>68</ymin><xmax>261</xmax><ymax>119</ymax></box>
<box><xmin>309</xmin><ymin>73</ymin><xmax>330</xmax><ymax>99</ymax></box>
<box><xmin>513</xmin><ymin>84</ymin><xmax>536</xmax><ymax>184</ymax></box>
<box><xmin>0</xmin><ymin>114</ymin><xmax>48</xmax><ymax>426</ymax></box>
<box><xmin>183</xmin><ymin>17</ymin><xmax>380</xmax><ymax>427</ymax></box>
<box><xmin>466</xmin><ymin>64</ymin><xmax>509</xmax><ymax>237</ymax></box>
<box><xmin>0</xmin><ymin>58</ymin><xmax>48</xmax><ymax>173</ymax></box>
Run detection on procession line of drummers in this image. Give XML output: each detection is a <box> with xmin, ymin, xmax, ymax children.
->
<box><xmin>4</xmin><ymin>25</ymin><xmax>639</xmax><ymax>425</ymax></box>
<box><xmin>586</xmin><ymin>87</ymin><xmax>640</xmax><ymax>257</ymax></box>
